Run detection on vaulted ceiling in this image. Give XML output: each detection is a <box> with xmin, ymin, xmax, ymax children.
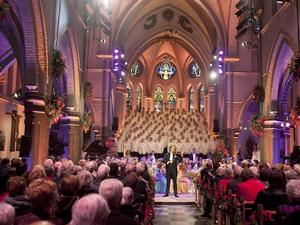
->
<box><xmin>110</xmin><ymin>0</ymin><xmax>235</xmax><ymax>86</ymax></box>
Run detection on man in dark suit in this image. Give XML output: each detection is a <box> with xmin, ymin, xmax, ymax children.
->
<box><xmin>163</xmin><ymin>145</ymin><xmax>181</xmax><ymax>197</ymax></box>
<box><xmin>189</xmin><ymin>148</ymin><xmax>198</xmax><ymax>168</ymax></box>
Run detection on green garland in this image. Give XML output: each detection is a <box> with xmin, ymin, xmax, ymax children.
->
<box><xmin>252</xmin><ymin>84</ymin><xmax>265</xmax><ymax>102</ymax></box>
<box><xmin>45</xmin><ymin>95</ymin><xmax>65</xmax><ymax>124</ymax></box>
<box><xmin>288</xmin><ymin>53</ymin><xmax>300</xmax><ymax>81</ymax></box>
<box><xmin>51</xmin><ymin>49</ymin><xmax>65</xmax><ymax>77</ymax></box>
<box><xmin>84</xmin><ymin>82</ymin><xmax>93</xmax><ymax>99</ymax></box>
<box><xmin>0</xmin><ymin>1</ymin><xmax>10</xmax><ymax>21</ymax></box>
<box><xmin>82</xmin><ymin>112</ymin><xmax>93</xmax><ymax>133</ymax></box>
<box><xmin>250</xmin><ymin>113</ymin><xmax>265</xmax><ymax>137</ymax></box>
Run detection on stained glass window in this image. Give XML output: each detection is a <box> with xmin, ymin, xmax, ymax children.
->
<box><xmin>199</xmin><ymin>85</ymin><xmax>205</xmax><ymax>111</ymax></box>
<box><xmin>189</xmin><ymin>87</ymin><xmax>194</xmax><ymax>112</ymax></box>
<box><xmin>154</xmin><ymin>86</ymin><xmax>163</xmax><ymax>112</ymax></box>
<box><xmin>136</xmin><ymin>85</ymin><xmax>142</xmax><ymax>112</ymax></box>
<box><xmin>130</xmin><ymin>60</ymin><xmax>143</xmax><ymax>77</ymax></box>
<box><xmin>188</xmin><ymin>61</ymin><xmax>201</xmax><ymax>78</ymax></box>
<box><xmin>126</xmin><ymin>84</ymin><xmax>132</xmax><ymax>111</ymax></box>
<box><xmin>156</xmin><ymin>60</ymin><xmax>176</xmax><ymax>80</ymax></box>
<box><xmin>167</xmin><ymin>87</ymin><xmax>176</xmax><ymax>109</ymax></box>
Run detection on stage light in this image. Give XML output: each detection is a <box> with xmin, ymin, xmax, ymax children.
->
<box><xmin>121</xmin><ymin>71</ymin><xmax>125</xmax><ymax>76</ymax></box>
<box><xmin>121</xmin><ymin>54</ymin><xmax>125</xmax><ymax>58</ymax></box>
<box><xmin>218</xmin><ymin>65</ymin><xmax>222</xmax><ymax>68</ymax></box>
<box><xmin>218</xmin><ymin>57</ymin><xmax>223</xmax><ymax>62</ymax></box>
<box><xmin>209</xmin><ymin>63</ymin><xmax>213</xmax><ymax>67</ymax></box>
<box><xmin>286</xmin><ymin>122</ymin><xmax>291</xmax><ymax>128</ymax></box>
<box><xmin>113</xmin><ymin>49</ymin><xmax>119</xmax><ymax>54</ymax></box>
<box><xmin>13</xmin><ymin>93</ymin><xmax>18</xmax><ymax>98</ymax></box>
<box><xmin>114</xmin><ymin>62</ymin><xmax>119</xmax><ymax>65</ymax></box>
<box><xmin>218</xmin><ymin>69</ymin><xmax>223</xmax><ymax>74</ymax></box>
<box><xmin>113</xmin><ymin>68</ymin><xmax>118</xmax><ymax>71</ymax></box>
<box><xmin>114</xmin><ymin>55</ymin><xmax>119</xmax><ymax>59</ymax></box>
<box><xmin>213</xmin><ymin>55</ymin><xmax>217</xmax><ymax>60</ymax></box>
<box><xmin>210</xmin><ymin>71</ymin><xmax>217</xmax><ymax>80</ymax></box>
<box><xmin>219</xmin><ymin>50</ymin><xmax>224</xmax><ymax>55</ymax></box>
<box><xmin>281</xmin><ymin>122</ymin><xmax>285</xmax><ymax>128</ymax></box>
<box><xmin>125</xmin><ymin>61</ymin><xmax>128</xmax><ymax>65</ymax></box>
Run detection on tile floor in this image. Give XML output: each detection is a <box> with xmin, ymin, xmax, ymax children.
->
<box><xmin>154</xmin><ymin>204</ymin><xmax>210</xmax><ymax>225</ymax></box>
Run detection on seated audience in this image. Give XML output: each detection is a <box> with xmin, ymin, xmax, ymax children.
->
<box><xmin>120</xmin><ymin>187</ymin><xmax>138</xmax><ymax>219</ymax></box>
<box><xmin>237</xmin><ymin>167</ymin><xmax>265</xmax><ymax>202</ymax></box>
<box><xmin>76</xmin><ymin>170</ymin><xmax>95</xmax><ymax>197</ymax></box>
<box><xmin>99</xmin><ymin>178</ymin><xmax>137</xmax><ymax>225</ymax></box>
<box><xmin>277</xmin><ymin>179</ymin><xmax>300</xmax><ymax>225</ymax></box>
<box><xmin>218</xmin><ymin>168</ymin><xmax>234</xmax><ymax>192</ymax></box>
<box><xmin>14</xmin><ymin>179</ymin><xmax>63</xmax><ymax>225</ymax></box>
<box><xmin>254</xmin><ymin>170</ymin><xmax>288</xmax><ymax>210</ymax></box>
<box><xmin>4</xmin><ymin>176</ymin><xmax>30</xmax><ymax>216</ymax></box>
<box><xmin>70</xmin><ymin>194</ymin><xmax>110</xmax><ymax>225</ymax></box>
<box><xmin>0</xmin><ymin>202</ymin><xmax>15</xmax><ymax>225</ymax></box>
<box><xmin>91</xmin><ymin>164</ymin><xmax>110</xmax><ymax>192</ymax></box>
<box><xmin>56</xmin><ymin>175</ymin><xmax>79</xmax><ymax>224</ymax></box>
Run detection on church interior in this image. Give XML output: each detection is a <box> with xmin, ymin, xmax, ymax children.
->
<box><xmin>1</xmin><ymin>0</ymin><xmax>300</xmax><ymax>225</ymax></box>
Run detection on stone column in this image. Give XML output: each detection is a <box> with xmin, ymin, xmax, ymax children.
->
<box><xmin>233</xmin><ymin>131</ymin><xmax>240</xmax><ymax>161</ymax></box>
<box><xmin>262</xmin><ymin>120</ymin><xmax>282</xmax><ymax>164</ymax></box>
<box><xmin>24</xmin><ymin>99</ymin><xmax>50</xmax><ymax>168</ymax></box>
<box><xmin>207</xmin><ymin>86</ymin><xmax>215</xmax><ymax>134</ymax></box>
<box><xmin>295</xmin><ymin>120</ymin><xmax>300</xmax><ymax>146</ymax></box>
<box><xmin>283</xmin><ymin>130</ymin><xmax>291</xmax><ymax>163</ymax></box>
<box><xmin>61</xmin><ymin>115</ymin><xmax>82</xmax><ymax>162</ymax></box>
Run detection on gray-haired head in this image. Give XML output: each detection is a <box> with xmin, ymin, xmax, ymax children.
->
<box><xmin>0</xmin><ymin>202</ymin><xmax>15</xmax><ymax>225</ymax></box>
<box><xmin>76</xmin><ymin>170</ymin><xmax>93</xmax><ymax>188</ymax></box>
<box><xmin>99</xmin><ymin>178</ymin><xmax>123</xmax><ymax>208</ymax></box>
<box><xmin>96</xmin><ymin>164</ymin><xmax>110</xmax><ymax>179</ymax></box>
<box><xmin>233</xmin><ymin>166</ymin><xmax>243</xmax><ymax>177</ymax></box>
<box><xmin>71</xmin><ymin>194</ymin><xmax>110</xmax><ymax>225</ymax></box>
<box><xmin>121</xmin><ymin>187</ymin><xmax>134</xmax><ymax>205</ymax></box>
<box><xmin>286</xmin><ymin>179</ymin><xmax>300</xmax><ymax>202</ymax></box>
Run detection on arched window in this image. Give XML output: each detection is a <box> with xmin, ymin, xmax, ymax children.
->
<box><xmin>126</xmin><ymin>84</ymin><xmax>132</xmax><ymax>111</ymax></box>
<box><xmin>189</xmin><ymin>87</ymin><xmax>194</xmax><ymax>112</ymax></box>
<box><xmin>167</xmin><ymin>87</ymin><xmax>176</xmax><ymax>109</ymax></box>
<box><xmin>136</xmin><ymin>85</ymin><xmax>143</xmax><ymax>112</ymax></box>
<box><xmin>199</xmin><ymin>85</ymin><xmax>205</xmax><ymax>111</ymax></box>
<box><xmin>154</xmin><ymin>86</ymin><xmax>163</xmax><ymax>112</ymax></box>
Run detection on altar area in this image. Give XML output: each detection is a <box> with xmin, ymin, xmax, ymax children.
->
<box><xmin>116</xmin><ymin>109</ymin><xmax>216</xmax><ymax>154</ymax></box>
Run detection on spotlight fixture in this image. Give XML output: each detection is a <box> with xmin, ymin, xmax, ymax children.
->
<box><xmin>113</xmin><ymin>49</ymin><xmax>119</xmax><ymax>54</ymax></box>
<box><xmin>213</xmin><ymin>55</ymin><xmax>217</xmax><ymax>60</ymax></box>
<box><xmin>210</xmin><ymin>71</ymin><xmax>217</xmax><ymax>80</ymax></box>
<box><xmin>121</xmin><ymin>54</ymin><xmax>125</xmax><ymax>58</ymax></box>
<box><xmin>121</xmin><ymin>71</ymin><xmax>125</xmax><ymax>76</ymax></box>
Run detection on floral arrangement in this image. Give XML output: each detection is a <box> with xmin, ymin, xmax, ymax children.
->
<box><xmin>212</xmin><ymin>147</ymin><xmax>230</xmax><ymax>163</ymax></box>
<box><xmin>144</xmin><ymin>181</ymin><xmax>155</xmax><ymax>225</ymax></box>
<box><xmin>290</xmin><ymin>95</ymin><xmax>300</xmax><ymax>125</ymax></box>
<box><xmin>252</xmin><ymin>84</ymin><xmax>265</xmax><ymax>102</ymax></box>
<box><xmin>0</xmin><ymin>1</ymin><xmax>10</xmax><ymax>21</ymax></box>
<box><xmin>84</xmin><ymin>82</ymin><xmax>93</xmax><ymax>99</ymax></box>
<box><xmin>288</xmin><ymin>53</ymin><xmax>300</xmax><ymax>81</ymax></box>
<box><xmin>45</xmin><ymin>95</ymin><xmax>65</xmax><ymax>123</ymax></box>
<box><xmin>250</xmin><ymin>113</ymin><xmax>265</xmax><ymax>136</ymax></box>
<box><xmin>82</xmin><ymin>112</ymin><xmax>93</xmax><ymax>133</ymax></box>
<box><xmin>51</xmin><ymin>49</ymin><xmax>65</xmax><ymax>77</ymax></box>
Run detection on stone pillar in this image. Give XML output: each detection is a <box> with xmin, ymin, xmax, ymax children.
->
<box><xmin>233</xmin><ymin>131</ymin><xmax>240</xmax><ymax>161</ymax></box>
<box><xmin>262</xmin><ymin>120</ymin><xmax>282</xmax><ymax>164</ymax></box>
<box><xmin>283</xmin><ymin>130</ymin><xmax>291</xmax><ymax>163</ymax></box>
<box><xmin>61</xmin><ymin>115</ymin><xmax>82</xmax><ymax>162</ymax></box>
<box><xmin>207</xmin><ymin>87</ymin><xmax>215</xmax><ymax>133</ymax></box>
<box><xmin>24</xmin><ymin>99</ymin><xmax>50</xmax><ymax>168</ymax></box>
<box><xmin>295</xmin><ymin>120</ymin><xmax>300</xmax><ymax>146</ymax></box>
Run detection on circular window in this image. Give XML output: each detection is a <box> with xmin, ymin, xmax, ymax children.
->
<box><xmin>156</xmin><ymin>60</ymin><xmax>176</xmax><ymax>80</ymax></box>
<box><xmin>188</xmin><ymin>61</ymin><xmax>201</xmax><ymax>78</ymax></box>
